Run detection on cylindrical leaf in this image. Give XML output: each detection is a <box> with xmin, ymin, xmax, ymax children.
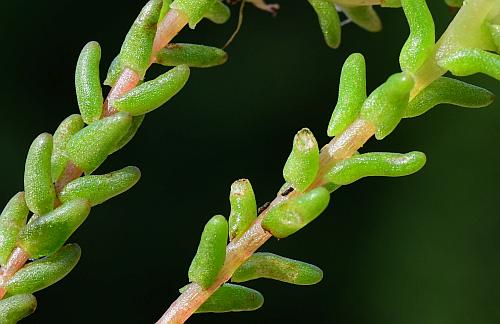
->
<box><xmin>159</xmin><ymin>0</ymin><xmax>173</xmax><ymax>22</ymax></box>
<box><xmin>438</xmin><ymin>48</ymin><xmax>500</xmax><ymax>80</ymax></box>
<box><xmin>360</xmin><ymin>72</ymin><xmax>414</xmax><ymax>139</ymax></box>
<box><xmin>0</xmin><ymin>193</ymin><xmax>29</xmax><ymax>266</ymax></box>
<box><xmin>104</xmin><ymin>55</ymin><xmax>123</xmax><ymax>87</ymax></box>
<box><xmin>404</xmin><ymin>77</ymin><xmax>495</xmax><ymax>118</ymax></box>
<box><xmin>307</xmin><ymin>0</ymin><xmax>341</xmax><ymax>49</ymax></box>
<box><xmin>0</xmin><ymin>294</ymin><xmax>37</xmax><ymax>324</ymax></box>
<box><xmin>228</xmin><ymin>179</ymin><xmax>257</xmax><ymax>241</ymax></box>
<box><xmin>232</xmin><ymin>252</ymin><xmax>323</xmax><ymax>285</ymax></box>
<box><xmin>328</xmin><ymin>53</ymin><xmax>366</xmax><ymax>137</ymax></box>
<box><xmin>112</xmin><ymin>65</ymin><xmax>190</xmax><ymax>116</ymax></box>
<box><xmin>188</xmin><ymin>215</ymin><xmax>228</xmax><ymax>289</ymax></box>
<box><xmin>262</xmin><ymin>187</ymin><xmax>330</xmax><ymax>238</ymax></box>
<box><xmin>119</xmin><ymin>0</ymin><xmax>163</xmax><ymax>78</ymax></box>
<box><xmin>51</xmin><ymin>114</ymin><xmax>85</xmax><ymax>182</ymax></box>
<box><xmin>4</xmin><ymin>244</ymin><xmax>81</xmax><ymax>297</ymax></box>
<box><xmin>283</xmin><ymin>129</ymin><xmax>319</xmax><ymax>192</ymax></box>
<box><xmin>489</xmin><ymin>24</ymin><xmax>500</xmax><ymax>53</ymax></box>
<box><xmin>24</xmin><ymin>133</ymin><xmax>56</xmax><ymax>215</ymax></box>
<box><xmin>75</xmin><ymin>41</ymin><xmax>104</xmax><ymax>124</ymax></box>
<box><xmin>341</xmin><ymin>6</ymin><xmax>382</xmax><ymax>32</ymax></box>
<box><xmin>111</xmin><ymin>115</ymin><xmax>145</xmax><ymax>154</ymax></box>
<box><xmin>156</xmin><ymin>43</ymin><xmax>228</xmax><ymax>68</ymax></box>
<box><xmin>190</xmin><ymin>283</ymin><xmax>264</xmax><ymax>313</ymax></box>
<box><xmin>59</xmin><ymin>166</ymin><xmax>141</xmax><ymax>206</ymax></box>
<box><xmin>204</xmin><ymin>0</ymin><xmax>231</xmax><ymax>24</ymax></box>
<box><xmin>170</xmin><ymin>0</ymin><xmax>217</xmax><ymax>28</ymax></box>
<box><xmin>399</xmin><ymin>0</ymin><xmax>435</xmax><ymax>72</ymax></box>
<box><xmin>17</xmin><ymin>200</ymin><xmax>91</xmax><ymax>258</ymax></box>
<box><xmin>65</xmin><ymin>113</ymin><xmax>132</xmax><ymax>174</ymax></box>
<box><xmin>325</xmin><ymin>151</ymin><xmax>427</xmax><ymax>185</ymax></box>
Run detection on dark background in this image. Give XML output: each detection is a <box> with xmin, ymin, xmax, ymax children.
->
<box><xmin>1</xmin><ymin>1</ymin><xmax>500</xmax><ymax>323</ymax></box>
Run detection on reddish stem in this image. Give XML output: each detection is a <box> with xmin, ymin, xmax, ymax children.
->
<box><xmin>0</xmin><ymin>248</ymin><xmax>30</xmax><ymax>299</ymax></box>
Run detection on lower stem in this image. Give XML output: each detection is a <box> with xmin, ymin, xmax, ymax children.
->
<box><xmin>156</xmin><ymin>119</ymin><xmax>376</xmax><ymax>323</ymax></box>
<box><xmin>0</xmin><ymin>248</ymin><xmax>30</xmax><ymax>299</ymax></box>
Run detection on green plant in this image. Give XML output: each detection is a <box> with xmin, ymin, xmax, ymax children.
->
<box><xmin>155</xmin><ymin>0</ymin><xmax>500</xmax><ymax>323</ymax></box>
<box><xmin>1</xmin><ymin>0</ymin><xmax>499</xmax><ymax>323</ymax></box>
<box><xmin>0</xmin><ymin>0</ymin><xmax>231</xmax><ymax>322</ymax></box>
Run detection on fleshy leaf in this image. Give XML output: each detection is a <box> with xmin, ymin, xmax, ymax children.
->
<box><xmin>438</xmin><ymin>48</ymin><xmax>500</xmax><ymax>80</ymax></box>
<box><xmin>66</xmin><ymin>113</ymin><xmax>132</xmax><ymax>174</ymax></box>
<box><xmin>111</xmin><ymin>115</ymin><xmax>145</xmax><ymax>154</ymax></box>
<box><xmin>4</xmin><ymin>244</ymin><xmax>81</xmax><ymax>297</ymax></box>
<box><xmin>59</xmin><ymin>166</ymin><xmax>141</xmax><ymax>206</ymax></box>
<box><xmin>325</xmin><ymin>151</ymin><xmax>426</xmax><ymax>185</ymax></box>
<box><xmin>283</xmin><ymin>129</ymin><xmax>319</xmax><ymax>192</ymax></box>
<box><xmin>159</xmin><ymin>0</ymin><xmax>173</xmax><ymax>21</ymax></box>
<box><xmin>232</xmin><ymin>252</ymin><xmax>323</xmax><ymax>285</ymax></box>
<box><xmin>360</xmin><ymin>72</ymin><xmax>414</xmax><ymax>139</ymax></box>
<box><xmin>489</xmin><ymin>24</ymin><xmax>500</xmax><ymax>52</ymax></box>
<box><xmin>399</xmin><ymin>0</ymin><xmax>435</xmax><ymax>72</ymax></box>
<box><xmin>24</xmin><ymin>133</ymin><xmax>56</xmax><ymax>216</ymax></box>
<box><xmin>75</xmin><ymin>41</ymin><xmax>104</xmax><ymax>124</ymax></box>
<box><xmin>119</xmin><ymin>0</ymin><xmax>163</xmax><ymax>78</ymax></box>
<box><xmin>51</xmin><ymin>114</ymin><xmax>85</xmax><ymax>182</ymax></box>
<box><xmin>0</xmin><ymin>294</ymin><xmax>37</xmax><ymax>324</ymax></box>
<box><xmin>170</xmin><ymin>0</ymin><xmax>217</xmax><ymax>28</ymax></box>
<box><xmin>188</xmin><ymin>215</ymin><xmax>228</xmax><ymax>289</ymax></box>
<box><xmin>228</xmin><ymin>179</ymin><xmax>257</xmax><ymax>241</ymax></box>
<box><xmin>262</xmin><ymin>187</ymin><xmax>330</xmax><ymax>238</ymax></box>
<box><xmin>187</xmin><ymin>283</ymin><xmax>264</xmax><ymax>313</ymax></box>
<box><xmin>156</xmin><ymin>44</ymin><xmax>228</xmax><ymax>68</ymax></box>
<box><xmin>0</xmin><ymin>193</ymin><xmax>29</xmax><ymax>266</ymax></box>
<box><xmin>328</xmin><ymin>53</ymin><xmax>366</xmax><ymax>137</ymax></box>
<box><xmin>112</xmin><ymin>65</ymin><xmax>190</xmax><ymax>116</ymax></box>
<box><xmin>17</xmin><ymin>200</ymin><xmax>91</xmax><ymax>258</ymax></box>
<box><xmin>204</xmin><ymin>0</ymin><xmax>231</xmax><ymax>24</ymax></box>
<box><xmin>404</xmin><ymin>77</ymin><xmax>495</xmax><ymax>118</ymax></box>
<box><xmin>341</xmin><ymin>6</ymin><xmax>382</xmax><ymax>32</ymax></box>
<box><xmin>307</xmin><ymin>0</ymin><xmax>341</xmax><ymax>49</ymax></box>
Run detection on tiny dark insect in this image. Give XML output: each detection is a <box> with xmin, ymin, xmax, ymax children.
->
<box><xmin>280</xmin><ymin>186</ymin><xmax>294</xmax><ymax>197</ymax></box>
<box><xmin>257</xmin><ymin>201</ymin><xmax>271</xmax><ymax>215</ymax></box>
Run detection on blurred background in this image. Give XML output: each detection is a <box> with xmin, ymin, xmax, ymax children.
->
<box><xmin>1</xmin><ymin>1</ymin><xmax>500</xmax><ymax>323</ymax></box>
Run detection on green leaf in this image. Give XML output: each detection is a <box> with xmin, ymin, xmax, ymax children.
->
<box><xmin>380</xmin><ymin>0</ymin><xmax>401</xmax><ymax>8</ymax></box>
<box><xmin>232</xmin><ymin>252</ymin><xmax>323</xmax><ymax>285</ymax></box>
<box><xmin>0</xmin><ymin>294</ymin><xmax>37</xmax><ymax>324</ymax></box>
<box><xmin>438</xmin><ymin>48</ymin><xmax>500</xmax><ymax>80</ymax></box>
<box><xmin>341</xmin><ymin>6</ymin><xmax>382</xmax><ymax>32</ymax></box>
<box><xmin>307</xmin><ymin>0</ymin><xmax>341</xmax><ymax>49</ymax></box>
<box><xmin>444</xmin><ymin>0</ymin><xmax>463</xmax><ymax>7</ymax></box>
<box><xmin>170</xmin><ymin>0</ymin><xmax>217</xmax><ymax>28</ymax></box>
<box><xmin>204</xmin><ymin>0</ymin><xmax>231</xmax><ymax>24</ymax></box>
<box><xmin>262</xmin><ymin>187</ymin><xmax>330</xmax><ymax>238</ymax></box>
<box><xmin>104</xmin><ymin>55</ymin><xmax>123</xmax><ymax>87</ymax></box>
<box><xmin>51</xmin><ymin>114</ymin><xmax>85</xmax><ymax>182</ymax></box>
<box><xmin>283</xmin><ymin>129</ymin><xmax>319</xmax><ymax>192</ymax></box>
<box><xmin>59</xmin><ymin>166</ymin><xmax>141</xmax><ymax>206</ymax></box>
<box><xmin>4</xmin><ymin>244</ymin><xmax>81</xmax><ymax>297</ymax></box>
<box><xmin>188</xmin><ymin>215</ymin><xmax>228</xmax><ymax>289</ymax></box>
<box><xmin>325</xmin><ymin>151</ymin><xmax>427</xmax><ymax>185</ymax></box>
<box><xmin>188</xmin><ymin>283</ymin><xmax>264</xmax><ymax>313</ymax></box>
<box><xmin>75</xmin><ymin>41</ymin><xmax>104</xmax><ymax>124</ymax></box>
<box><xmin>66</xmin><ymin>113</ymin><xmax>132</xmax><ymax>174</ymax></box>
<box><xmin>112</xmin><ymin>65</ymin><xmax>190</xmax><ymax>116</ymax></box>
<box><xmin>156</xmin><ymin>43</ymin><xmax>228</xmax><ymax>68</ymax></box>
<box><xmin>17</xmin><ymin>200</ymin><xmax>91</xmax><ymax>258</ymax></box>
<box><xmin>111</xmin><ymin>115</ymin><xmax>145</xmax><ymax>154</ymax></box>
<box><xmin>0</xmin><ymin>193</ymin><xmax>29</xmax><ymax>266</ymax></box>
<box><xmin>119</xmin><ymin>0</ymin><xmax>163</xmax><ymax>78</ymax></box>
<box><xmin>399</xmin><ymin>0</ymin><xmax>435</xmax><ymax>72</ymax></box>
<box><xmin>24</xmin><ymin>133</ymin><xmax>56</xmax><ymax>216</ymax></box>
<box><xmin>228</xmin><ymin>179</ymin><xmax>257</xmax><ymax>241</ymax></box>
<box><xmin>328</xmin><ymin>53</ymin><xmax>366</xmax><ymax>137</ymax></box>
<box><xmin>404</xmin><ymin>77</ymin><xmax>495</xmax><ymax>118</ymax></box>
<box><xmin>360</xmin><ymin>72</ymin><xmax>414</xmax><ymax>139</ymax></box>
<box><xmin>489</xmin><ymin>24</ymin><xmax>500</xmax><ymax>53</ymax></box>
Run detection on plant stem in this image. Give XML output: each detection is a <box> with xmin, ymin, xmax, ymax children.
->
<box><xmin>0</xmin><ymin>8</ymin><xmax>188</xmax><ymax>300</ymax></box>
<box><xmin>156</xmin><ymin>119</ymin><xmax>376</xmax><ymax>324</ymax></box>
